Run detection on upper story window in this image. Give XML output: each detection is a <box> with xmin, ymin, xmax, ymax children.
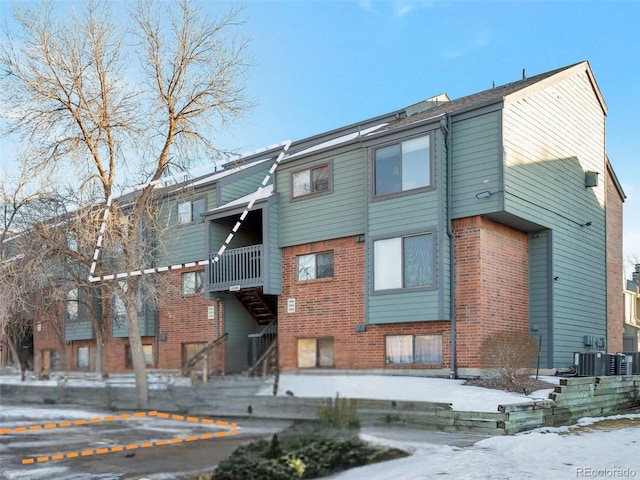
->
<box><xmin>66</xmin><ymin>289</ymin><xmax>79</xmax><ymax>322</ymax></box>
<box><xmin>374</xmin><ymin>135</ymin><xmax>431</xmax><ymax>197</ymax></box>
<box><xmin>373</xmin><ymin>232</ymin><xmax>434</xmax><ymax>291</ymax></box>
<box><xmin>182</xmin><ymin>271</ymin><xmax>204</xmax><ymax>295</ymax></box>
<box><xmin>178</xmin><ymin>198</ymin><xmax>206</xmax><ymax>224</ymax></box>
<box><xmin>292</xmin><ymin>164</ymin><xmax>330</xmax><ymax>198</ymax></box>
<box><xmin>297</xmin><ymin>251</ymin><xmax>334</xmax><ymax>281</ymax></box>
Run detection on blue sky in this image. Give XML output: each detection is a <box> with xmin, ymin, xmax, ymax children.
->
<box><xmin>2</xmin><ymin>0</ymin><xmax>639</xmax><ymax>270</ymax></box>
<box><xmin>215</xmin><ymin>0</ymin><xmax>639</xmax><ymax>271</ymax></box>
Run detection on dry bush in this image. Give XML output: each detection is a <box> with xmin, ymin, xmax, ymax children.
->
<box><xmin>480</xmin><ymin>331</ymin><xmax>539</xmax><ymax>389</ymax></box>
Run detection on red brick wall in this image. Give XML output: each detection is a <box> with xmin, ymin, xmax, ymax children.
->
<box><xmin>154</xmin><ymin>267</ymin><xmax>223</xmax><ymax>371</ymax></box>
<box><xmin>453</xmin><ymin>216</ymin><xmax>529</xmax><ymax>369</ymax></box>
<box><xmin>606</xmin><ymin>162</ymin><xmax>624</xmax><ymax>353</ymax></box>
<box><xmin>278</xmin><ymin>235</ymin><xmax>451</xmax><ymax>371</ymax></box>
<box><xmin>33</xmin><ymin>291</ymin><xmax>71</xmax><ymax>372</ymax></box>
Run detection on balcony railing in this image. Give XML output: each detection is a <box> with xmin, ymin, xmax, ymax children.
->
<box><xmin>207</xmin><ymin>244</ymin><xmax>263</xmax><ymax>292</ymax></box>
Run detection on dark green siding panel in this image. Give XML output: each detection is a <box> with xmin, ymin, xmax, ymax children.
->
<box><xmin>528</xmin><ymin>231</ymin><xmax>550</xmax><ymax>368</ymax></box>
<box><xmin>450</xmin><ymin>111</ymin><xmax>502</xmax><ymax>218</ymax></box>
<box><xmin>219</xmin><ymin>164</ymin><xmax>272</xmax><ymax>204</ymax></box>
<box><xmin>266</xmin><ymin>199</ymin><xmax>281</xmax><ymax>295</ymax></box>
<box><xmin>221</xmin><ymin>293</ymin><xmax>258</xmax><ymax>373</ymax></box>
<box><xmin>64</xmin><ymin>321</ymin><xmax>94</xmax><ymax>341</ymax></box>
<box><xmin>502</xmin><ymin>73</ymin><xmax>607</xmax><ymax>368</ymax></box>
<box><xmin>111</xmin><ymin>302</ymin><xmax>156</xmax><ymax>338</ymax></box>
<box><xmin>64</xmin><ymin>289</ymin><xmax>101</xmax><ymax>341</ymax></box>
<box><xmin>368</xmin><ymin>291</ymin><xmax>441</xmax><ymax>324</ymax></box>
<box><xmin>279</xmin><ymin>149</ymin><xmax>366</xmax><ymax>247</ymax></box>
<box><xmin>159</xmin><ymin>185</ymin><xmax>217</xmax><ymax>265</ymax></box>
<box><xmin>368</xmin><ymin>192</ymin><xmax>439</xmax><ymax>238</ymax></box>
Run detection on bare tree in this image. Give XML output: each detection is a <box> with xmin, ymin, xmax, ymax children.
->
<box><xmin>1</xmin><ymin>0</ymin><xmax>252</xmax><ymax>407</ymax></box>
<box><xmin>0</xmin><ymin>158</ymin><xmax>55</xmax><ymax>371</ymax></box>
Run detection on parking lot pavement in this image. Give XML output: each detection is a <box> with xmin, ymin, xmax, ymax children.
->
<box><xmin>0</xmin><ymin>404</ymin><xmax>289</xmax><ymax>480</ymax></box>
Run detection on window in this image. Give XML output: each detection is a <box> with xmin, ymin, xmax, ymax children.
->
<box><xmin>178</xmin><ymin>198</ymin><xmax>206</xmax><ymax>224</ymax></box>
<box><xmin>292</xmin><ymin>164</ymin><xmax>330</xmax><ymax>198</ymax></box>
<box><xmin>125</xmin><ymin>345</ymin><xmax>153</xmax><ymax>368</ymax></box>
<box><xmin>76</xmin><ymin>346</ymin><xmax>92</xmax><ymax>369</ymax></box>
<box><xmin>297</xmin><ymin>338</ymin><xmax>334</xmax><ymax>368</ymax></box>
<box><xmin>374</xmin><ymin>135</ymin><xmax>431</xmax><ymax>196</ymax></box>
<box><xmin>66</xmin><ymin>289</ymin><xmax>79</xmax><ymax>322</ymax></box>
<box><xmin>297</xmin><ymin>252</ymin><xmax>334</xmax><ymax>280</ymax></box>
<box><xmin>385</xmin><ymin>334</ymin><xmax>442</xmax><ymax>365</ymax></box>
<box><xmin>182</xmin><ymin>271</ymin><xmax>205</xmax><ymax>294</ymax></box>
<box><xmin>374</xmin><ymin>233</ymin><xmax>434</xmax><ymax>291</ymax></box>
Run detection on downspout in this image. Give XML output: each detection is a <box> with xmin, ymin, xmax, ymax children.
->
<box><xmin>442</xmin><ymin>114</ymin><xmax>456</xmax><ymax>379</ymax></box>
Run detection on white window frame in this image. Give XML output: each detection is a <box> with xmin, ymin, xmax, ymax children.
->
<box><xmin>66</xmin><ymin>289</ymin><xmax>79</xmax><ymax>323</ymax></box>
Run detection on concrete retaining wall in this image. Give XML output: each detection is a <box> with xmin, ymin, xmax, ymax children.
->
<box><xmin>2</xmin><ymin>375</ymin><xmax>639</xmax><ymax>435</ymax></box>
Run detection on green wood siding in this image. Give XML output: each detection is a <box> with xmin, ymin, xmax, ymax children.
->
<box><xmin>451</xmin><ymin>110</ymin><xmax>502</xmax><ymax>219</ymax></box>
<box><xmin>367</xmin><ymin>129</ymin><xmax>447</xmax><ymax>324</ymax></box>
<box><xmin>279</xmin><ymin>149</ymin><xmax>366</xmax><ymax>247</ymax></box>
<box><xmin>503</xmin><ymin>70</ymin><xmax>607</xmax><ymax>367</ymax></box>
<box><xmin>65</xmin><ymin>320</ymin><xmax>94</xmax><ymax>341</ymax></box>
<box><xmin>111</xmin><ymin>301</ymin><xmax>157</xmax><ymax>338</ymax></box>
<box><xmin>265</xmin><ymin>198</ymin><xmax>281</xmax><ymax>295</ymax></box>
<box><xmin>220</xmin><ymin>293</ymin><xmax>259</xmax><ymax>373</ymax></box>
<box><xmin>64</xmin><ymin>289</ymin><xmax>101</xmax><ymax>342</ymax></box>
<box><xmin>158</xmin><ymin>185</ymin><xmax>217</xmax><ymax>265</ymax></box>
<box><xmin>219</xmin><ymin>163</ymin><xmax>272</xmax><ymax>204</ymax></box>
<box><xmin>529</xmin><ymin>231</ymin><xmax>551</xmax><ymax>368</ymax></box>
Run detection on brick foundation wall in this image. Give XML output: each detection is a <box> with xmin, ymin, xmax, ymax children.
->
<box><xmin>278</xmin><ymin>235</ymin><xmax>451</xmax><ymax>371</ymax></box>
<box><xmin>453</xmin><ymin>216</ymin><xmax>529</xmax><ymax>369</ymax></box>
<box><xmin>606</xmin><ymin>163</ymin><xmax>624</xmax><ymax>353</ymax></box>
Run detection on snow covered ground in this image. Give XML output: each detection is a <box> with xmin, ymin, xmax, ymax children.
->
<box><xmin>325</xmin><ymin>415</ymin><xmax>640</xmax><ymax>479</ymax></box>
<box><xmin>260</xmin><ymin>374</ymin><xmax>558</xmax><ymax>411</ymax></box>
<box><xmin>2</xmin><ymin>372</ymin><xmax>639</xmax><ymax>478</ymax></box>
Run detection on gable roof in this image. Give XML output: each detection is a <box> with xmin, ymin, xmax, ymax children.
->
<box><xmin>379</xmin><ymin>61</ymin><xmax>604</xmax><ymax>133</ymax></box>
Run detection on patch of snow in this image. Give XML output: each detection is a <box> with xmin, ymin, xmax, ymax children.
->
<box><xmin>260</xmin><ymin>374</ymin><xmax>553</xmax><ymax>412</ymax></box>
<box><xmin>324</xmin><ymin>414</ymin><xmax>640</xmax><ymax>479</ymax></box>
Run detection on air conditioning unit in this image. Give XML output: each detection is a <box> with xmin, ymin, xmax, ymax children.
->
<box><xmin>618</xmin><ymin>352</ymin><xmax>640</xmax><ymax>375</ymax></box>
<box><xmin>574</xmin><ymin>352</ymin><xmax>608</xmax><ymax>376</ymax></box>
<box><xmin>609</xmin><ymin>353</ymin><xmax>628</xmax><ymax>375</ymax></box>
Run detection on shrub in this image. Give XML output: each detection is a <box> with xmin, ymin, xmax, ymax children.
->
<box><xmin>480</xmin><ymin>331</ymin><xmax>539</xmax><ymax>390</ymax></box>
<box><xmin>317</xmin><ymin>394</ymin><xmax>360</xmax><ymax>429</ymax></box>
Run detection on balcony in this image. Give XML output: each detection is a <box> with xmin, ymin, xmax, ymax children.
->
<box><xmin>207</xmin><ymin>244</ymin><xmax>263</xmax><ymax>292</ymax></box>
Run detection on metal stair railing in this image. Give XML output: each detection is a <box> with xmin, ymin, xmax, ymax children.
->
<box><xmin>182</xmin><ymin>332</ymin><xmax>229</xmax><ymax>376</ymax></box>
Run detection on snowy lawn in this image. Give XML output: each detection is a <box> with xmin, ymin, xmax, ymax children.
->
<box><xmin>324</xmin><ymin>414</ymin><xmax>640</xmax><ymax>479</ymax></box>
<box><xmin>260</xmin><ymin>374</ymin><xmax>559</xmax><ymax>412</ymax></box>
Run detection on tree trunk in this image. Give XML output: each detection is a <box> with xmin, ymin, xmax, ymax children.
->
<box><xmin>124</xmin><ymin>287</ymin><xmax>148</xmax><ymax>408</ymax></box>
<box><xmin>95</xmin><ymin>330</ymin><xmax>103</xmax><ymax>377</ymax></box>
<box><xmin>8</xmin><ymin>339</ymin><xmax>20</xmax><ymax>370</ymax></box>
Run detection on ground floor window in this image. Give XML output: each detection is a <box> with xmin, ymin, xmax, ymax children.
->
<box><xmin>385</xmin><ymin>334</ymin><xmax>442</xmax><ymax>365</ymax></box>
<box><xmin>76</xmin><ymin>346</ymin><xmax>93</xmax><ymax>370</ymax></box>
<box><xmin>125</xmin><ymin>344</ymin><xmax>153</xmax><ymax>368</ymax></box>
<box><xmin>297</xmin><ymin>337</ymin><xmax>334</xmax><ymax>368</ymax></box>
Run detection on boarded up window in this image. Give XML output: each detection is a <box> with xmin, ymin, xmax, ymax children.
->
<box><xmin>297</xmin><ymin>338</ymin><xmax>334</xmax><ymax>368</ymax></box>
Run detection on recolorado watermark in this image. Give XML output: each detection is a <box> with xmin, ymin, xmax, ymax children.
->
<box><xmin>576</xmin><ymin>467</ymin><xmax>637</xmax><ymax>478</ymax></box>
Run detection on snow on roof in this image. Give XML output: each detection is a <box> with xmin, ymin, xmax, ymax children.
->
<box><xmin>284</xmin><ymin>123</ymin><xmax>388</xmax><ymax>161</ymax></box>
<box><xmin>206</xmin><ymin>184</ymin><xmax>274</xmax><ymax>215</ymax></box>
